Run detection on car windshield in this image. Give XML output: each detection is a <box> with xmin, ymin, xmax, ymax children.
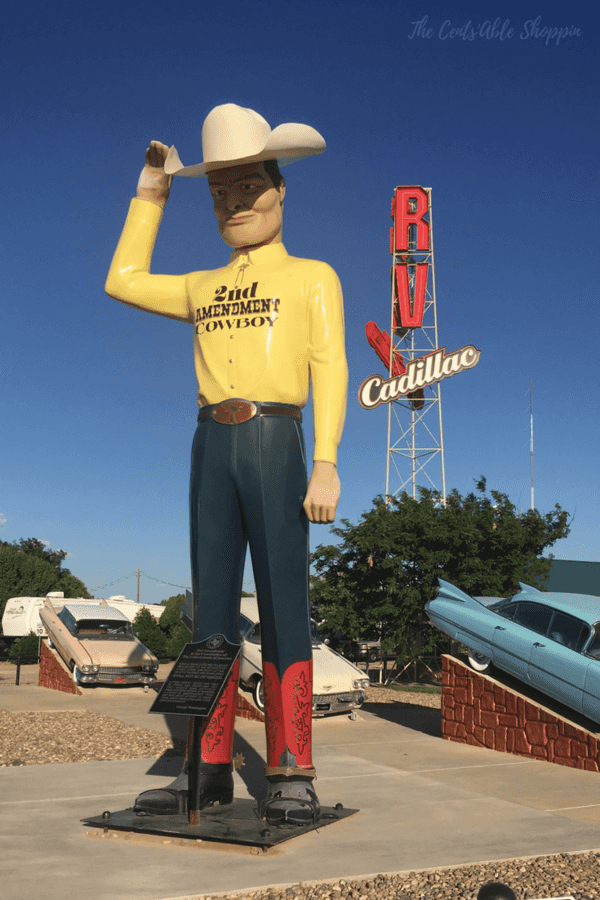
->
<box><xmin>239</xmin><ymin>614</ymin><xmax>321</xmax><ymax>647</ymax></box>
<box><xmin>75</xmin><ymin>619</ymin><xmax>134</xmax><ymax>640</ymax></box>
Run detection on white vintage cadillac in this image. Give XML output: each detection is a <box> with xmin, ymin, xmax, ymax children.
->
<box><xmin>239</xmin><ymin>599</ymin><xmax>370</xmax><ymax>716</ymax></box>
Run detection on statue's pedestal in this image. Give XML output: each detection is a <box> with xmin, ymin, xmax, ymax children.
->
<box><xmin>442</xmin><ymin>654</ymin><xmax>600</xmax><ymax>772</ymax></box>
<box><xmin>82</xmin><ymin>801</ymin><xmax>358</xmax><ymax>847</ymax></box>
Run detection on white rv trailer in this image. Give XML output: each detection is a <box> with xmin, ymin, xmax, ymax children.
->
<box><xmin>1</xmin><ymin>593</ymin><xmax>164</xmax><ymax>640</ymax></box>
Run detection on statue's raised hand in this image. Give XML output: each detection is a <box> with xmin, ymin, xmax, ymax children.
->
<box><xmin>136</xmin><ymin>141</ymin><xmax>173</xmax><ymax>209</ymax></box>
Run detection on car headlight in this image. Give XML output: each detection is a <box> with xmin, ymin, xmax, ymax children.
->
<box><xmin>143</xmin><ymin>664</ymin><xmax>158</xmax><ymax>672</ymax></box>
<box><xmin>81</xmin><ymin>664</ymin><xmax>99</xmax><ymax>674</ymax></box>
<box><xmin>353</xmin><ymin>678</ymin><xmax>370</xmax><ymax>689</ymax></box>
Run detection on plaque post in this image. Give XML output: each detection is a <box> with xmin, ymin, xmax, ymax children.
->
<box><xmin>148</xmin><ymin>633</ymin><xmax>241</xmax><ymax>823</ymax></box>
<box><xmin>188</xmin><ymin>716</ymin><xmax>205</xmax><ymax>825</ymax></box>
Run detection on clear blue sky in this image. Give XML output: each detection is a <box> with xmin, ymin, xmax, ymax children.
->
<box><xmin>2</xmin><ymin>1</ymin><xmax>598</xmax><ymax>604</ymax></box>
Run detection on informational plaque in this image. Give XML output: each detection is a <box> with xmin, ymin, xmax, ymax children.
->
<box><xmin>149</xmin><ymin>634</ymin><xmax>240</xmax><ymax>718</ymax></box>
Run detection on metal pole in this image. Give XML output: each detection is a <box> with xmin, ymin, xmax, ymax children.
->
<box><xmin>188</xmin><ymin>716</ymin><xmax>204</xmax><ymax>825</ymax></box>
<box><xmin>427</xmin><ymin>189</ymin><xmax>446</xmax><ymax>503</ymax></box>
<box><xmin>386</xmin><ymin>199</ymin><xmax>397</xmax><ymax>504</ymax></box>
<box><xmin>16</xmin><ymin>655</ymin><xmax>20</xmax><ymax>686</ymax></box>
<box><xmin>530</xmin><ymin>381</ymin><xmax>534</xmax><ymax>510</ymax></box>
<box><xmin>137</xmin><ymin>568</ymin><xmax>140</xmax><ymax>603</ymax></box>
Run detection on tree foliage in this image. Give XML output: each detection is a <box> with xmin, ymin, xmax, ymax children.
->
<box><xmin>157</xmin><ymin>594</ymin><xmax>192</xmax><ymax>659</ymax></box>
<box><xmin>0</xmin><ymin>539</ymin><xmax>90</xmax><ymax>624</ymax></box>
<box><xmin>9</xmin><ymin>632</ymin><xmax>40</xmax><ymax>664</ymax></box>
<box><xmin>311</xmin><ymin>478</ymin><xmax>571</xmax><ymax>661</ymax></box>
<box><xmin>3</xmin><ymin>538</ymin><xmax>68</xmax><ymax>570</ymax></box>
<box><xmin>133</xmin><ymin>609</ymin><xmax>169</xmax><ymax>659</ymax></box>
<box><xmin>134</xmin><ymin>594</ymin><xmax>192</xmax><ymax>660</ymax></box>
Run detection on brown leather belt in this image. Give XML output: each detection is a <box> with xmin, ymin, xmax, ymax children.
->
<box><xmin>198</xmin><ymin>399</ymin><xmax>302</xmax><ymax>426</ymax></box>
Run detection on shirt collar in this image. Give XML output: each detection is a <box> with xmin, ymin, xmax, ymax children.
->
<box><xmin>228</xmin><ymin>243</ymin><xmax>289</xmax><ymax>268</ymax></box>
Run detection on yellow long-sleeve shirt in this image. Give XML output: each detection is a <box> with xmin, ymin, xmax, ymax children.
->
<box><xmin>105</xmin><ymin>198</ymin><xmax>347</xmax><ymax>464</ymax></box>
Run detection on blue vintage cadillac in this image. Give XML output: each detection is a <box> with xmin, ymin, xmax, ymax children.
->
<box><xmin>426</xmin><ymin>579</ymin><xmax>600</xmax><ymax>725</ymax></box>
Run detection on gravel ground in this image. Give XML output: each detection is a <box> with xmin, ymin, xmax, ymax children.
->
<box><xmin>0</xmin><ymin>707</ymin><xmax>186</xmax><ymax>766</ymax></box>
<box><xmin>0</xmin><ymin>682</ymin><xmax>438</xmax><ymax>767</ymax></box>
<box><xmin>179</xmin><ymin>853</ymin><xmax>597</xmax><ymax>899</ymax></box>
<box><xmin>2</xmin><ymin>677</ymin><xmax>596</xmax><ymax>898</ymax></box>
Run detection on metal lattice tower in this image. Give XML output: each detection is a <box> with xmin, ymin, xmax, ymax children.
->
<box><xmin>385</xmin><ymin>187</ymin><xmax>446</xmax><ymax>502</ymax></box>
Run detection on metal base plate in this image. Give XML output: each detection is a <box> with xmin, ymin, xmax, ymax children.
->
<box><xmin>82</xmin><ymin>799</ymin><xmax>358</xmax><ymax>847</ymax></box>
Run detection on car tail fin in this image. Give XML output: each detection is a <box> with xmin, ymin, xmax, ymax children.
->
<box><xmin>518</xmin><ymin>581</ymin><xmax>541</xmax><ymax>593</ymax></box>
<box><xmin>437</xmin><ymin>579</ymin><xmax>474</xmax><ymax>603</ymax></box>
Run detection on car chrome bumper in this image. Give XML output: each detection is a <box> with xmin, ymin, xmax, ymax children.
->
<box><xmin>312</xmin><ymin>690</ymin><xmax>367</xmax><ymax>716</ymax></box>
<box><xmin>82</xmin><ymin>669</ymin><xmax>157</xmax><ymax>684</ymax></box>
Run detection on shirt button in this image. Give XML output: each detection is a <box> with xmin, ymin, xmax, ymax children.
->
<box><xmin>230</xmin><ymin>385</ymin><xmax>235</xmax><ymax>389</ymax></box>
<box><xmin>230</xmin><ymin>335</ymin><xmax>234</xmax><ymax>340</ymax></box>
<box><xmin>229</xmin><ymin>359</ymin><xmax>233</xmax><ymax>363</ymax></box>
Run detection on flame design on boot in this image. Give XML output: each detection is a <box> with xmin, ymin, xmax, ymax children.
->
<box><xmin>261</xmin><ymin>659</ymin><xmax>319</xmax><ymax>824</ymax></box>
<box><xmin>263</xmin><ymin>659</ymin><xmax>314</xmax><ymax>769</ymax></box>
<box><xmin>201</xmin><ymin>657</ymin><xmax>239</xmax><ymax>763</ymax></box>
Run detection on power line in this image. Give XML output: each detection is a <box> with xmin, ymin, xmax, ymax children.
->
<box><xmin>139</xmin><ymin>570</ymin><xmax>191</xmax><ymax>590</ymax></box>
<box><xmin>90</xmin><ymin>570</ymin><xmax>191</xmax><ymax>592</ymax></box>
<box><xmin>90</xmin><ymin>572</ymin><xmax>137</xmax><ymax>591</ymax></box>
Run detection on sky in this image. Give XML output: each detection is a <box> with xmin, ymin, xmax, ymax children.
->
<box><xmin>1</xmin><ymin>1</ymin><xmax>598</xmax><ymax>605</ymax></box>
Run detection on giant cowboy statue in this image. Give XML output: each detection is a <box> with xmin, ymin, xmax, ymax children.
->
<box><xmin>105</xmin><ymin>104</ymin><xmax>348</xmax><ymax>827</ymax></box>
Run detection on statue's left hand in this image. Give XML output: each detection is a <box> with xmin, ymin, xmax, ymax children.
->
<box><xmin>303</xmin><ymin>461</ymin><xmax>340</xmax><ymax>524</ymax></box>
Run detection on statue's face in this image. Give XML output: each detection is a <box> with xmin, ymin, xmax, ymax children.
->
<box><xmin>208</xmin><ymin>162</ymin><xmax>285</xmax><ymax>249</ymax></box>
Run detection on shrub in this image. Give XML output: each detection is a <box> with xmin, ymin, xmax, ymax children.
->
<box><xmin>9</xmin><ymin>632</ymin><xmax>40</xmax><ymax>664</ymax></box>
<box><xmin>164</xmin><ymin>624</ymin><xmax>192</xmax><ymax>660</ymax></box>
<box><xmin>158</xmin><ymin>594</ymin><xmax>187</xmax><ymax>635</ymax></box>
<box><xmin>133</xmin><ymin>609</ymin><xmax>168</xmax><ymax>659</ymax></box>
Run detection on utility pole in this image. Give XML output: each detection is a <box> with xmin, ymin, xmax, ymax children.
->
<box><xmin>137</xmin><ymin>568</ymin><xmax>140</xmax><ymax>603</ymax></box>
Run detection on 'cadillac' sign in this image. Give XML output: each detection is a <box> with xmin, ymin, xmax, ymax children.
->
<box><xmin>359</xmin><ymin>345</ymin><xmax>480</xmax><ymax>409</ymax></box>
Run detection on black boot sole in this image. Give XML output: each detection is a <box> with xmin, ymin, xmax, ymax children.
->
<box><xmin>134</xmin><ymin>774</ymin><xmax>234</xmax><ymax>816</ymax></box>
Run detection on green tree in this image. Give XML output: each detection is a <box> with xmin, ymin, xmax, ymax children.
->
<box><xmin>133</xmin><ymin>609</ymin><xmax>169</xmax><ymax>659</ymax></box>
<box><xmin>157</xmin><ymin>594</ymin><xmax>188</xmax><ymax>634</ymax></box>
<box><xmin>1</xmin><ymin>538</ymin><xmax>68</xmax><ymax>570</ymax></box>
<box><xmin>0</xmin><ymin>542</ymin><xmax>90</xmax><ymax>623</ymax></box>
<box><xmin>144</xmin><ymin>594</ymin><xmax>192</xmax><ymax>660</ymax></box>
<box><xmin>311</xmin><ymin>479</ymin><xmax>570</xmax><ymax>662</ymax></box>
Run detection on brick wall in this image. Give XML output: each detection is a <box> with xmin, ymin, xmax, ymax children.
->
<box><xmin>38</xmin><ymin>640</ymin><xmax>82</xmax><ymax>696</ymax></box>
<box><xmin>442</xmin><ymin>654</ymin><xmax>600</xmax><ymax>772</ymax></box>
<box><xmin>235</xmin><ymin>692</ymin><xmax>265</xmax><ymax>722</ymax></box>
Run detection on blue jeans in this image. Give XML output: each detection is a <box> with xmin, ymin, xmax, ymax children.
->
<box><xmin>189</xmin><ymin>405</ymin><xmax>311</xmax><ymax>679</ymax></box>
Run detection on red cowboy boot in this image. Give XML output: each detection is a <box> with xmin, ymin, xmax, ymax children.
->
<box><xmin>262</xmin><ymin>659</ymin><xmax>320</xmax><ymax>825</ymax></box>
<box><xmin>134</xmin><ymin>659</ymin><xmax>239</xmax><ymax>816</ymax></box>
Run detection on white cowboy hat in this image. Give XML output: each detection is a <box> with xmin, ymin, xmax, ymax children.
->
<box><xmin>164</xmin><ymin>103</ymin><xmax>326</xmax><ymax>178</ymax></box>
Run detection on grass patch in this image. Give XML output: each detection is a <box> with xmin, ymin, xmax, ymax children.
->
<box><xmin>371</xmin><ymin>683</ymin><xmax>442</xmax><ymax>695</ymax></box>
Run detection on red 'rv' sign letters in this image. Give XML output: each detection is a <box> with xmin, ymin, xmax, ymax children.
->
<box><xmin>361</xmin><ymin>186</ymin><xmax>480</xmax><ymax>409</ymax></box>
